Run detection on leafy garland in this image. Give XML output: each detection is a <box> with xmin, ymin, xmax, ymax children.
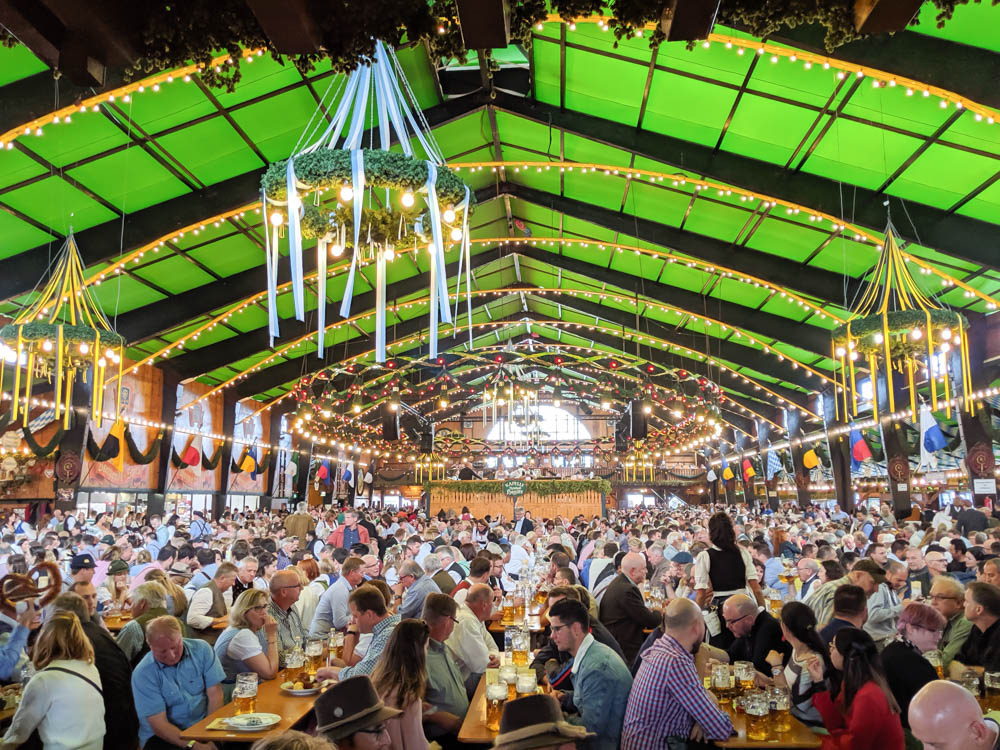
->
<box><xmin>263</xmin><ymin>150</ymin><xmax>468</xmax><ymax>240</ymax></box>
<box><xmin>124</xmin><ymin>426</ymin><xmax>162</xmax><ymax>465</ymax></box>
<box><xmin>302</xmin><ymin>205</ymin><xmax>418</xmax><ymax>246</ymax></box>
<box><xmin>0</xmin><ymin>0</ymin><xmax>979</xmax><ymax>92</ymax></box>
<box><xmin>86</xmin><ymin>430</ymin><xmax>119</xmax><ymax>462</ymax></box>
<box><xmin>832</xmin><ymin>309</ymin><xmax>966</xmax><ymax>355</ymax></box>
<box><xmin>425</xmin><ymin>478</ymin><xmax>612</xmax><ymax>496</ymax></box>
<box><xmin>0</xmin><ymin>322</ymin><xmax>124</xmax><ymax>349</ymax></box>
<box><xmin>202</xmin><ymin>443</ymin><xmax>224</xmax><ymax>470</ymax></box>
<box><xmin>171</xmin><ymin>447</ymin><xmax>196</xmax><ymax>469</ymax></box>
<box><xmin>22</xmin><ymin>423</ymin><xmax>66</xmax><ymax>458</ymax></box>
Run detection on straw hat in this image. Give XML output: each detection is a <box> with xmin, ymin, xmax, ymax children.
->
<box><xmin>492</xmin><ymin>693</ymin><xmax>593</xmax><ymax>750</ymax></box>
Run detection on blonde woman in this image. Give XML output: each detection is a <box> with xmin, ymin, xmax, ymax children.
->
<box><xmin>100</xmin><ymin>559</ymin><xmax>131</xmax><ymax>610</ymax></box>
<box><xmin>214</xmin><ymin>589</ymin><xmax>280</xmax><ymax>700</ymax></box>
<box><xmin>1</xmin><ymin>612</ymin><xmax>105</xmax><ymax>749</ymax></box>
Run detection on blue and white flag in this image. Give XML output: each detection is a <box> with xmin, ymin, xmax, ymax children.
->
<box><xmin>342</xmin><ymin>461</ymin><xmax>355</xmax><ymax>488</ymax></box>
<box><xmin>28</xmin><ymin>409</ymin><xmax>56</xmax><ymax>432</ymax></box>
<box><xmin>766</xmin><ymin>448</ymin><xmax>782</xmax><ymax>479</ymax></box>
<box><xmin>919</xmin><ymin>404</ymin><xmax>947</xmax><ymax>470</ymax></box>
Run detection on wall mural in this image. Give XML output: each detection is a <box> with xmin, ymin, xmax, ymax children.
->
<box><xmin>229</xmin><ymin>401</ymin><xmax>267</xmax><ymax>494</ymax></box>
<box><xmin>166</xmin><ymin>382</ymin><xmax>221</xmax><ymax>493</ymax></box>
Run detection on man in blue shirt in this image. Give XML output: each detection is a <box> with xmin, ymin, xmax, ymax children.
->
<box><xmin>131</xmin><ymin>615</ymin><xmax>225</xmax><ymax>749</ymax></box>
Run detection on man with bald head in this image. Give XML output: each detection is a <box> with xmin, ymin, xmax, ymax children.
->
<box><xmin>446</xmin><ymin>583</ymin><xmax>500</xmax><ymax>685</ymax></box>
<box><xmin>599</xmin><ymin>551</ymin><xmax>663</xmax><ymax>664</ymax></box>
<box><xmin>268</xmin><ymin>568</ymin><xmax>307</xmax><ymax>668</ymax></box>
<box><xmin>909</xmin><ymin>679</ymin><xmax>1000</xmax><ymax>750</ymax></box>
<box><xmin>722</xmin><ymin>593</ymin><xmax>789</xmax><ymax>674</ymax></box>
<box><xmin>622</xmin><ymin>598</ymin><xmax>734</xmax><ymax>750</ymax></box>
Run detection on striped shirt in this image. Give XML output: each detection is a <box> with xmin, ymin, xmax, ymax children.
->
<box><xmin>621</xmin><ymin>634</ymin><xmax>733</xmax><ymax>749</ymax></box>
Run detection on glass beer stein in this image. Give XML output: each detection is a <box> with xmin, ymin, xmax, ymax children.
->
<box><xmin>745</xmin><ymin>692</ymin><xmax>770</xmax><ymax>742</ymax></box>
<box><xmin>734</xmin><ymin>661</ymin><xmax>755</xmax><ymax>694</ymax></box>
<box><xmin>233</xmin><ymin>672</ymin><xmax>258</xmax><ymax>715</ymax></box>
<box><xmin>769</xmin><ymin>686</ymin><xmax>791</xmax><ymax>732</ymax></box>
<box><xmin>511</xmin><ymin>629</ymin><xmax>529</xmax><ymax>667</ymax></box>
<box><xmin>485</xmin><ymin>683</ymin><xmax>507</xmax><ymax>732</ymax></box>
<box><xmin>305</xmin><ymin>638</ymin><xmax>324</xmax><ymax>676</ymax></box>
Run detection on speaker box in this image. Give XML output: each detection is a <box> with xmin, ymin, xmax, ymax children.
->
<box><xmin>629</xmin><ymin>400</ymin><xmax>647</xmax><ymax>440</ymax></box>
<box><xmin>419</xmin><ymin>429</ymin><xmax>434</xmax><ymax>454</ymax></box>
<box><xmin>382</xmin><ymin>404</ymin><xmax>399</xmax><ymax>441</ymax></box>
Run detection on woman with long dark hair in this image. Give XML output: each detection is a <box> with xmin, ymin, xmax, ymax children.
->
<box><xmin>766</xmin><ymin>601</ymin><xmax>833</xmax><ymax>727</ymax></box>
<box><xmin>371</xmin><ymin>618</ymin><xmax>430</xmax><ymax>750</ymax></box>
<box><xmin>805</xmin><ymin>627</ymin><xmax>904</xmax><ymax>750</ymax></box>
<box><xmin>693</xmin><ymin>512</ymin><xmax>764</xmax><ymax>647</ymax></box>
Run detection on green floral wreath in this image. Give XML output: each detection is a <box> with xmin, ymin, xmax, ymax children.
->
<box><xmin>832</xmin><ymin>309</ymin><xmax>966</xmax><ymax>356</ymax></box>
<box><xmin>0</xmin><ymin>322</ymin><xmax>124</xmax><ymax>349</ymax></box>
<box><xmin>262</xmin><ymin>149</ymin><xmax>470</xmax><ymax>240</ymax></box>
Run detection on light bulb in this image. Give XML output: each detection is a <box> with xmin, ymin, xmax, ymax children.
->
<box><xmin>41</xmin><ymin>340</ymin><xmax>53</xmax><ymax>352</ymax></box>
<box><xmin>941</xmin><ymin>328</ymin><xmax>952</xmax><ymax>340</ymax></box>
<box><xmin>439</xmin><ymin>398</ymin><xmax>448</xmax><ymax>409</ymax></box>
<box><xmin>97</xmin><ymin>358</ymin><xmax>107</xmax><ymax>368</ymax></box>
<box><xmin>384</xmin><ymin>247</ymin><xmax>395</xmax><ymax>261</ymax></box>
<box><xmin>269</xmin><ymin>212</ymin><xmax>283</xmax><ymax>227</ymax></box>
<box><xmin>79</xmin><ymin>343</ymin><xmax>89</xmax><ymax>354</ymax></box>
<box><xmin>340</xmin><ymin>185</ymin><xmax>354</xmax><ymax>202</ymax></box>
<box><xmin>442</xmin><ymin>207</ymin><xmax>456</xmax><ymax>223</ymax></box>
<box><xmin>352</xmin><ymin>404</ymin><xmax>361</xmax><ymax>414</ymax></box>
<box><xmin>911</xmin><ymin>328</ymin><xmax>923</xmax><ymax>341</ymax></box>
<box><xmin>330</xmin><ymin>244</ymin><xmax>343</xmax><ymax>257</ymax></box>
<box><xmin>873</xmin><ymin>333</ymin><xmax>884</xmax><ymax>345</ymax></box>
<box><xmin>401</xmin><ymin>191</ymin><xmax>415</xmax><ymax>208</ymax></box>
<box><xmin>450</xmin><ymin>228</ymin><xmax>463</xmax><ymax>242</ymax></box>
<box><xmin>835</xmin><ymin>346</ymin><xmax>846</xmax><ymax>357</ymax></box>
<box><xmin>112</xmin><ymin>354</ymin><xmax>120</xmax><ymax>364</ymax></box>
<box><xmin>941</xmin><ymin>342</ymin><xmax>951</xmax><ymax>352</ymax></box>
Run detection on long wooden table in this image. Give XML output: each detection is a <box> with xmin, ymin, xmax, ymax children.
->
<box><xmin>717</xmin><ymin>704</ymin><xmax>822</xmax><ymax>749</ymax></box>
<box><xmin>458</xmin><ymin>674</ymin><xmax>495</xmax><ymax>744</ymax></box>
<box><xmin>180</xmin><ymin>674</ymin><xmax>319</xmax><ymax>744</ymax></box>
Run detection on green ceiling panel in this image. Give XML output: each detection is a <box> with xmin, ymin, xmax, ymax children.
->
<box><xmin>24</xmin><ymin>113</ymin><xmax>130</xmax><ymax>169</ymax></box>
<box><xmin>89</xmin><ymin>274</ymin><xmax>165</xmax><ymax>314</ymax></box>
<box><xmin>2</xmin><ymin>176</ymin><xmax>117</xmax><ymax>233</ymax></box>
<box><xmin>843</xmin><ymin>80</ymin><xmax>954</xmax><ymax>139</ymax></box>
<box><xmin>0</xmin><ymin>211</ymin><xmax>56</xmax><ymax>259</ymax></box>
<box><xmin>563</xmin><ymin>172</ymin><xmax>623</xmax><ymax>212</ymax></box>
<box><xmin>67</xmin><ymin>146</ymin><xmax>189</xmax><ymax>213</ymax></box>
<box><xmin>530</xmin><ymin>36</ymin><xmax>561</xmax><ymax>108</ymax></box>
<box><xmin>228</xmin><ymin>88</ymin><xmax>322</xmax><ymax>161</ymax></box>
<box><xmin>562</xmin><ymin>24</ymin><xmax>659</xmax><ymax>65</ymax></box>
<box><xmin>681</xmin><ymin>199</ymin><xmax>747</xmax><ymax>243</ymax></box>
<box><xmin>744</xmin><ymin>215</ymin><xmax>823</xmax><ymax>262</ymax></box>
<box><xmin>956</xmin><ymin>178</ymin><xmax>1000</xmax><ymax>225</ymax></box>
<box><xmin>805</xmin><ymin>239</ymin><xmax>875</xmax><ymax>278</ymax></box>
<box><xmin>911</xmin><ymin>2</ymin><xmax>1000</xmax><ymax>53</ymax></box>
<box><xmin>0</xmin><ymin>147</ymin><xmax>49</xmax><ymax>191</ymax></box>
<box><xmin>660</xmin><ymin>38</ymin><xmax>754</xmax><ymax>87</ymax></box>
<box><xmin>156</xmin><ymin>117</ymin><xmax>262</xmax><ymax>185</ymax></box>
<box><xmin>938</xmin><ymin>112</ymin><xmax>1000</xmax><ymax>159</ymax></box>
<box><xmin>888</xmin><ymin>143</ymin><xmax>1000</xmax><ymax>209</ymax></box>
<box><xmin>495</xmin><ymin>111</ymin><xmax>553</xmax><ymax>156</ymax></box>
<box><xmin>561</xmin><ymin>131</ymin><xmax>630</xmax><ymax>166</ymax></box>
<box><xmin>133</xmin><ymin>254</ymin><xmax>215</xmax><ymax>295</ymax></box>
<box><xmin>0</xmin><ymin>45</ymin><xmax>46</xmax><ymax>87</ymax></box>
<box><xmin>627</xmin><ymin>180</ymin><xmax>690</xmax><ymax>228</ymax></box>
<box><xmin>643</xmin><ymin>69</ymin><xmax>737</xmax><ymax>147</ymax></box>
<box><xmin>215</xmin><ymin>55</ymin><xmax>315</xmax><ymax>109</ymax></box>
<box><xmin>126</xmin><ymin>79</ymin><xmax>218</xmax><ymax>134</ymax></box>
<box><xmin>746</xmin><ymin>51</ymin><xmax>839</xmax><ymax>110</ymax></box>
<box><xmin>563</xmin><ymin>48</ymin><xmax>644</xmax><ymax>128</ymax></box>
<box><xmin>186</xmin><ymin>234</ymin><xmax>263</xmax><ymax>277</ymax></box>
<box><xmin>799</xmin><ymin>115</ymin><xmax>922</xmax><ymax>191</ymax></box>
<box><xmin>721</xmin><ymin>94</ymin><xmax>823</xmax><ymax>166</ymax></box>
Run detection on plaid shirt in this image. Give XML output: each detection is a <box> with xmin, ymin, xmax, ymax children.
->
<box><xmin>339</xmin><ymin>613</ymin><xmax>401</xmax><ymax>680</ymax></box>
<box><xmin>621</xmin><ymin>634</ymin><xmax>733</xmax><ymax>749</ymax></box>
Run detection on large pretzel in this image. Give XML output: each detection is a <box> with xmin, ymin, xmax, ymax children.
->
<box><xmin>0</xmin><ymin>561</ymin><xmax>62</xmax><ymax>617</ymax></box>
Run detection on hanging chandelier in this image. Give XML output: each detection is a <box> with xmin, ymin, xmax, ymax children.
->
<box><xmin>0</xmin><ymin>233</ymin><xmax>125</xmax><ymax>428</ymax></box>
<box><xmin>831</xmin><ymin>222</ymin><xmax>971</xmax><ymax>421</ymax></box>
<box><xmin>261</xmin><ymin>39</ymin><xmax>473</xmax><ymax>362</ymax></box>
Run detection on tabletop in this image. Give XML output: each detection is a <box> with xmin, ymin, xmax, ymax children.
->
<box><xmin>180</xmin><ymin>674</ymin><xmax>319</xmax><ymax>743</ymax></box>
<box><xmin>717</xmin><ymin>706</ymin><xmax>822</xmax><ymax>749</ymax></box>
<box><xmin>458</xmin><ymin>675</ymin><xmax>494</xmax><ymax>744</ymax></box>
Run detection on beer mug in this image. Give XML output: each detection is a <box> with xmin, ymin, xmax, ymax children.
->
<box><xmin>734</xmin><ymin>661</ymin><xmax>755</xmax><ymax>693</ymax></box>
<box><xmin>516</xmin><ymin>673</ymin><xmax>537</xmax><ymax>698</ymax></box>
<box><xmin>985</xmin><ymin>672</ymin><xmax>1000</xmax><ymax>711</ymax></box>
<box><xmin>925</xmin><ymin>650</ymin><xmax>944</xmax><ymax>679</ymax></box>
<box><xmin>328</xmin><ymin>631</ymin><xmax>344</xmax><ymax>663</ymax></box>
<box><xmin>305</xmin><ymin>638</ymin><xmax>324</xmax><ymax>676</ymax></box>
<box><xmin>511</xmin><ymin>630</ymin><xmax>529</xmax><ymax>667</ymax></box>
<box><xmin>485</xmin><ymin>667</ymin><xmax>500</xmax><ymax>686</ymax></box>
<box><xmin>233</xmin><ymin>672</ymin><xmax>258</xmax><ymax>715</ymax></box>
<box><xmin>769</xmin><ymin>687</ymin><xmax>791</xmax><ymax>732</ymax></box>
<box><xmin>486</xmin><ymin>683</ymin><xmax>507</xmax><ymax>732</ymax></box>
<box><xmin>962</xmin><ymin>669</ymin><xmax>982</xmax><ymax>698</ymax></box>
<box><xmin>712</xmin><ymin>663</ymin><xmax>733</xmax><ymax>705</ymax></box>
<box><xmin>745</xmin><ymin>692</ymin><xmax>769</xmax><ymax>742</ymax></box>
<box><xmin>499</xmin><ymin>665</ymin><xmax>518</xmax><ymax>702</ymax></box>
<box><xmin>501</xmin><ymin>594</ymin><xmax>515</xmax><ymax>625</ymax></box>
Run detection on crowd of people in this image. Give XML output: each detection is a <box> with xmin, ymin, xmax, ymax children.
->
<box><xmin>0</xmin><ymin>496</ymin><xmax>998</xmax><ymax>749</ymax></box>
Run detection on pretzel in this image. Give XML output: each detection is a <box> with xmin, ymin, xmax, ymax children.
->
<box><xmin>0</xmin><ymin>561</ymin><xmax>62</xmax><ymax>617</ymax></box>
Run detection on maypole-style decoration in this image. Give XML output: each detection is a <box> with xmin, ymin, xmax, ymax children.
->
<box><xmin>831</xmin><ymin>221</ymin><xmax>971</xmax><ymax>422</ymax></box>
<box><xmin>261</xmin><ymin>39</ymin><xmax>472</xmax><ymax>361</ymax></box>
<box><xmin>0</xmin><ymin>234</ymin><xmax>125</xmax><ymax>429</ymax></box>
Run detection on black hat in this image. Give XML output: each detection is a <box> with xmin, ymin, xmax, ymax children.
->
<box><xmin>492</xmin><ymin>693</ymin><xmax>593</xmax><ymax>750</ymax></box>
<box><xmin>70</xmin><ymin>553</ymin><xmax>95</xmax><ymax>570</ymax></box>
<box><xmin>107</xmin><ymin>560</ymin><xmax>129</xmax><ymax>576</ymax></box>
<box><xmin>314</xmin><ymin>676</ymin><xmax>401</xmax><ymax>741</ymax></box>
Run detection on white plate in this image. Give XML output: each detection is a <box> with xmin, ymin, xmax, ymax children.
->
<box><xmin>282</xmin><ymin>686</ymin><xmax>320</xmax><ymax>696</ymax></box>
<box><xmin>224</xmin><ymin>713</ymin><xmax>282</xmax><ymax>731</ymax></box>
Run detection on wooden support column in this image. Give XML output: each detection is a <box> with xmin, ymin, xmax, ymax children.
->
<box><xmin>147</xmin><ymin>368</ymin><xmax>181</xmax><ymax>520</ymax></box>
<box><xmin>822</xmin><ymin>388</ymin><xmax>855</xmax><ymax>514</ymax></box>
<box><xmin>756</xmin><ymin>420</ymin><xmax>778</xmax><ymax>511</ymax></box>
<box><xmin>785</xmin><ymin>409</ymin><xmax>812</xmax><ymax>509</ymax></box>
<box><xmin>293</xmin><ymin>436</ymin><xmax>311</xmax><ymax>505</ymax></box>
<box><xmin>958</xmin><ymin>315</ymin><xmax>997</xmax><ymax>507</ymax></box>
<box><xmin>54</xmin><ymin>375</ymin><xmax>93</xmax><ymax>511</ymax></box>
<box><xmin>875</xmin><ymin>370</ymin><xmax>913</xmax><ymax>520</ymax></box>
<box><xmin>214</xmin><ymin>391</ymin><xmax>237</xmax><ymax>519</ymax></box>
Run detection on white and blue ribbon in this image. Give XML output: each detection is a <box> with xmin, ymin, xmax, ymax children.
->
<box><xmin>285</xmin><ymin>159</ymin><xmax>305</xmax><ymax>322</ymax></box>
<box><xmin>262</xmin><ymin>191</ymin><xmax>280</xmax><ymax>345</ymax></box>
<box><xmin>339</xmin><ymin>150</ymin><xmax>366</xmax><ymax>320</ymax></box>
<box><xmin>317</xmin><ymin>238</ymin><xmax>327</xmax><ymax>356</ymax></box>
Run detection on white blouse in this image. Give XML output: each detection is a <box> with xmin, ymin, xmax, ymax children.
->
<box><xmin>2</xmin><ymin>658</ymin><xmax>105</xmax><ymax>750</ymax></box>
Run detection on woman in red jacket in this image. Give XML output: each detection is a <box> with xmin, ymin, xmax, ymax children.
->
<box><xmin>805</xmin><ymin>627</ymin><xmax>904</xmax><ymax>750</ymax></box>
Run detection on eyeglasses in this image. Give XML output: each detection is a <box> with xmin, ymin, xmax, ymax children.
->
<box><xmin>550</xmin><ymin>623</ymin><xmax>570</xmax><ymax>634</ymax></box>
<box><xmin>250</xmin><ymin>605</ymin><xmax>268</xmax><ymax>612</ymax></box>
<box><xmin>929</xmin><ymin>593</ymin><xmax>960</xmax><ymax>602</ymax></box>
<box><xmin>724</xmin><ymin>613</ymin><xmax>752</xmax><ymax>626</ymax></box>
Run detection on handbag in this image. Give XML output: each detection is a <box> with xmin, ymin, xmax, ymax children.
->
<box><xmin>702</xmin><ymin>607</ymin><xmax>722</xmax><ymax>637</ymax></box>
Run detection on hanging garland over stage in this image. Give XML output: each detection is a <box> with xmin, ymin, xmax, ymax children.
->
<box><xmin>425</xmin><ymin>478</ymin><xmax>612</xmax><ymax>496</ymax></box>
